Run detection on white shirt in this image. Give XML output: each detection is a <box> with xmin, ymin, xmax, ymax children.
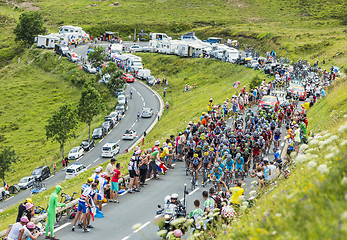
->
<box><xmin>8</xmin><ymin>222</ymin><xmax>24</xmax><ymax>240</ymax></box>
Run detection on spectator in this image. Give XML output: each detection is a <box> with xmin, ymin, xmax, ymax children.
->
<box><xmin>128</xmin><ymin>151</ymin><xmax>141</xmax><ymax>193</ymax></box>
<box><xmin>110</xmin><ymin>163</ymin><xmax>122</xmax><ymax>203</ymax></box>
<box><xmin>16</xmin><ymin>198</ymin><xmax>33</xmax><ymax>223</ymax></box>
<box><xmin>6</xmin><ymin>216</ymin><xmax>29</xmax><ymax>240</ymax></box>
<box><xmin>230</xmin><ymin>181</ymin><xmax>244</xmax><ymax>208</ymax></box>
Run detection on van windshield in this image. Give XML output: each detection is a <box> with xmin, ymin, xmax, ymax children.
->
<box><xmin>66</xmin><ymin>169</ymin><xmax>75</xmax><ymax>173</ymax></box>
<box><xmin>103</xmin><ymin>147</ymin><xmax>111</xmax><ymax>151</ymax></box>
<box><xmin>133</xmin><ymin>61</ymin><xmax>142</xmax><ymax>66</ymax></box>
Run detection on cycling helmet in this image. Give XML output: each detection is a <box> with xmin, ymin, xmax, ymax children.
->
<box><xmin>204</xmin><ymin>151</ymin><xmax>209</xmax><ymax>156</ymax></box>
<box><xmin>171</xmin><ymin>193</ymin><xmax>178</xmax><ymax>199</ymax></box>
<box><xmin>227</xmin><ymin>154</ymin><xmax>232</xmax><ymax>159</ymax></box>
<box><xmin>223</xmin><ymin>145</ymin><xmax>227</xmax><ymax>150</ymax></box>
<box><xmin>87</xmin><ymin>177</ymin><xmax>94</xmax><ymax>183</ymax></box>
<box><xmin>204</xmin><ymin>142</ymin><xmax>208</xmax><ymax>147</ymax></box>
<box><xmin>209</xmin><ymin>147</ymin><xmax>214</xmax><ymax>151</ymax></box>
<box><xmin>217</xmin><ymin>157</ymin><xmax>222</xmax><ymax>162</ymax></box>
<box><xmin>236</xmin><ymin>153</ymin><xmax>241</xmax><ymax>158</ymax></box>
<box><xmin>193</xmin><ymin>153</ymin><xmax>198</xmax><ymax>158</ymax></box>
<box><xmin>197</xmin><ymin>145</ymin><xmax>201</xmax><ymax>149</ymax></box>
<box><xmin>214</xmin><ymin>163</ymin><xmax>219</xmax><ymax>168</ymax></box>
<box><xmin>25</xmin><ymin>198</ymin><xmax>33</xmax><ymax>204</ymax></box>
<box><xmin>259</xmin><ymin>136</ymin><xmax>263</xmax><ymax>140</ymax></box>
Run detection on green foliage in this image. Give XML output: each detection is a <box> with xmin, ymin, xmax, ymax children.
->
<box><xmin>88</xmin><ymin>46</ymin><xmax>106</xmax><ymax>69</ymax></box>
<box><xmin>102</xmin><ymin>62</ymin><xmax>125</xmax><ymax>94</ymax></box>
<box><xmin>13</xmin><ymin>11</ymin><xmax>46</xmax><ymax>45</ymax></box>
<box><xmin>77</xmin><ymin>84</ymin><xmax>103</xmax><ymax>139</ymax></box>
<box><xmin>45</xmin><ymin>104</ymin><xmax>78</xmax><ymax>157</ymax></box>
<box><xmin>0</xmin><ymin>147</ymin><xmax>18</xmax><ymax>181</ymax></box>
<box><xmin>249</xmin><ymin>74</ymin><xmax>263</xmax><ymax>91</ymax></box>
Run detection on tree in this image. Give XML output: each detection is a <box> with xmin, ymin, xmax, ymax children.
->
<box><xmin>14</xmin><ymin>11</ymin><xmax>46</xmax><ymax>45</ymax></box>
<box><xmin>88</xmin><ymin>46</ymin><xmax>106</xmax><ymax>69</ymax></box>
<box><xmin>102</xmin><ymin>62</ymin><xmax>125</xmax><ymax>94</ymax></box>
<box><xmin>77</xmin><ymin>84</ymin><xmax>102</xmax><ymax>140</ymax></box>
<box><xmin>45</xmin><ymin>104</ymin><xmax>78</xmax><ymax>158</ymax></box>
<box><xmin>0</xmin><ymin>147</ymin><xmax>18</xmax><ymax>182</ymax></box>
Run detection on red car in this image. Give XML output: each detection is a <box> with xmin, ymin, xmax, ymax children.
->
<box><xmin>121</xmin><ymin>73</ymin><xmax>135</xmax><ymax>83</ymax></box>
<box><xmin>258</xmin><ymin>95</ymin><xmax>280</xmax><ymax>110</ymax></box>
<box><xmin>289</xmin><ymin>86</ymin><xmax>306</xmax><ymax>100</ymax></box>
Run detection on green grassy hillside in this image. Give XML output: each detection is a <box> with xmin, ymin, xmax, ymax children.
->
<box><xmin>0</xmin><ymin>49</ymin><xmax>115</xmax><ymax>185</ymax></box>
<box><xmin>0</xmin><ymin>53</ymin><xmax>266</xmax><ymax>231</ymax></box>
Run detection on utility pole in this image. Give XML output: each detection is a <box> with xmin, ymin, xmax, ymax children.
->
<box><xmin>134</xmin><ymin>28</ymin><xmax>136</xmax><ymax>41</ymax></box>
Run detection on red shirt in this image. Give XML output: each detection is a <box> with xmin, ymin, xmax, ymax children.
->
<box><xmin>111</xmin><ymin>169</ymin><xmax>121</xmax><ymax>183</ymax></box>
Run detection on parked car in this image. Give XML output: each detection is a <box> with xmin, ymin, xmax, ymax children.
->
<box><xmin>115</xmin><ymin>104</ymin><xmax>126</xmax><ymax>115</ymax></box>
<box><xmin>67</xmin><ymin>52</ymin><xmax>80</xmax><ymax>62</ymax></box>
<box><xmin>18</xmin><ymin>176</ymin><xmax>36</xmax><ymax>189</ymax></box>
<box><xmin>104</xmin><ymin>116</ymin><xmax>115</xmax><ymax>128</ymax></box>
<box><xmin>147</xmin><ymin>75</ymin><xmax>156</xmax><ymax>85</ymax></box>
<box><xmin>129</xmin><ymin>45</ymin><xmax>143</xmax><ymax>52</ymax></box>
<box><xmin>141</xmin><ymin>107</ymin><xmax>153</xmax><ymax>118</ymax></box>
<box><xmin>121</xmin><ymin>73</ymin><xmax>135</xmax><ymax>83</ymax></box>
<box><xmin>122</xmin><ymin>129</ymin><xmax>137</xmax><ymax>140</ymax></box>
<box><xmin>32</xmin><ymin>166</ymin><xmax>51</xmax><ymax>182</ymax></box>
<box><xmin>80</xmin><ymin>139</ymin><xmax>95</xmax><ymax>151</ymax></box>
<box><xmin>117</xmin><ymin>94</ymin><xmax>127</xmax><ymax>105</ymax></box>
<box><xmin>68</xmin><ymin>146</ymin><xmax>84</xmax><ymax>160</ymax></box>
<box><xmin>101</xmin><ymin>73</ymin><xmax>111</xmax><ymax>84</ymax></box>
<box><xmin>65</xmin><ymin>163</ymin><xmax>87</xmax><ymax>179</ymax></box>
<box><xmin>109</xmin><ymin>111</ymin><xmax>119</xmax><ymax>123</ymax></box>
<box><xmin>258</xmin><ymin>95</ymin><xmax>280</xmax><ymax>110</ymax></box>
<box><xmin>101</xmin><ymin>121</ymin><xmax>111</xmax><ymax>133</ymax></box>
<box><xmin>92</xmin><ymin>127</ymin><xmax>106</xmax><ymax>139</ymax></box>
<box><xmin>83</xmin><ymin>64</ymin><xmax>97</xmax><ymax>74</ymax></box>
<box><xmin>55</xmin><ymin>44</ymin><xmax>69</xmax><ymax>56</ymax></box>
<box><xmin>101</xmin><ymin>142</ymin><xmax>120</xmax><ymax>158</ymax></box>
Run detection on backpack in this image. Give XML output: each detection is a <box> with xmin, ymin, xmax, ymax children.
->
<box><xmin>211</xmin><ymin>195</ymin><xmax>222</xmax><ymax>209</ymax></box>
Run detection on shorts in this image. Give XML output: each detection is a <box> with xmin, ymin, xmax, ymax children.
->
<box><xmin>78</xmin><ymin>201</ymin><xmax>88</xmax><ymax>213</ymax></box>
<box><xmin>178</xmin><ymin>144</ymin><xmax>183</xmax><ymax>154</ymax></box>
<box><xmin>225</xmin><ymin>166</ymin><xmax>233</xmax><ymax>171</ymax></box>
<box><xmin>111</xmin><ymin>181</ymin><xmax>119</xmax><ymax>192</ymax></box>
<box><xmin>97</xmin><ymin>193</ymin><xmax>104</xmax><ymax>201</ymax></box>
<box><xmin>129</xmin><ymin>170</ymin><xmax>139</xmax><ymax>178</ymax></box>
<box><xmin>203</xmin><ymin>162</ymin><xmax>209</xmax><ymax>169</ymax></box>
<box><xmin>192</xmin><ymin>164</ymin><xmax>199</xmax><ymax>170</ymax></box>
<box><xmin>213</xmin><ymin>174</ymin><xmax>222</xmax><ymax>182</ymax></box>
<box><xmin>274</xmin><ymin>136</ymin><xmax>280</xmax><ymax>141</ymax></box>
<box><xmin>235</xmin><ymin>163</ymin><xmax>243</xmax><ymax>171</ymax></box>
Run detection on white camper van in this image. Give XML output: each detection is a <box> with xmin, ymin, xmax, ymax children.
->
<box><xmin>110</xmin><ymin>44</ymin><xmax>123</xmax><ymax>58</ymax></box>
<box><xmin>126</xmin><ymin>55</ymin><xmax>143</xmax><ymax>73</ymax></box>
<box><xmin>149</xmin><ymin>33</ymin><xmax>172</xmax><ymax>41</ymax></box>
<box><xmin>36</xmin><ymin>33</ymin><xmax>61</xmax><ymax>49</ymax></box>
<box><xmin>135</xmin><ymin>69</ymin><xmax>151</xmax><ymax>80</ymax></box>
<box><xmin>58</xmin><ymin>25</ymin><xmax>89</xmax><ymax>41</ymax></box>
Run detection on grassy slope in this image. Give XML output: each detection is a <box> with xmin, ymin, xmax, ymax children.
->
<box><xmin>217</xmin><ymin>77</ymin><xmax>347</xmax><ymax>239</ymax></box>
<box><xmin>0</xmin><ymin>49</ymin><xmax>116</xmax><ymax>185</ymax></box>
<box><xmin>0</xmin><ymin>53</ymin><xmax>266</xmax><ymax>231</ymax></box>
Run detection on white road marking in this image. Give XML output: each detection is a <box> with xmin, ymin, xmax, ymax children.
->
<box><xmin>93</xmin><ymin>157</ymin><xmax>100</xmax><ymax>163</ymax></box>
<box><xmin>180</xmin><ymin>198</ymin><xmax>184</xmax><ymax>202</ymax></box>
<box><xmin>46</xmin><ymin>175</ymin><xmax>54</xmax><ymax>180</ymax></box>
<box><xmin>131</xmin><ymin>122</ymin><xmax>136</xmax><ymax>127</ymax></box>
<box><xmin>143</xmin><ymin>102</ymin><xmax>145</xmax><ymax>107</ymax></box>
<box><xmin>281</xmin><ymin>142</ymin><xmax>284</xmax><ymax>146</ymax></box>
<box><xmin>172</xmin><ymin>164</ymin><xmax>176</xmax><ymax>166</ymax></box>
<box><xmin>154</xmin><ymin>215</ymin><xmax>161</xmax><ymax>219</ymax></box>
<box><xmin>88</xmin><ymin>147</ymin><xmax>94</xmax><ymax>152</ymax></box>
<box><xmin>86</xmin><ymin>164</ymin><xmax>91</xmax><ymax>168</ymax></box>
<box><xmin>141</xmin><ymin>96</ymin><xmax>144</xmax><ymax>101</ymax></box>
<box><xmin>100</xmin><ymin>138</ymin><xmax>104</xmax><ymax>143</ymax></box>
<box><xmin>4</xmin><ymin>196</ymin><xmax>14</xmax><ymax>202</ymax></box>
<box><xmin>138</xmin><ymin>92</ymin><xmax>142</xmax><ymax>97</ymax></box>
<box><xmin>133</xmin><ymin>221</ymin><xmax>150</xmax><ymax>233</ymax></box>
<box><xmin>54</xmin><ymin>222</ymin><xmax>71</xmax><ymax>233</ymax></box>
<box><xmin>109</xmin><ymin>129</ymin><xmax>113</xmax><ymax>133</ymax></box>
<box><xmin>121</xmin><ymin>236</ymin><xmax>130</xmax><ymax>240</ymax></box>
<box><xmin>145</xmin><ymin>177</ymin><xmax>153</xmax><ymax>182</ymax></box>
<box><xmin>188</xmin><ymin>187</ymin><xmax>200</xmax><ymax>196</ymax></box>
<box><xmin>116</xmin><ymin>140</ymin><xmax>120</xmax><ymax>144</ymax></box>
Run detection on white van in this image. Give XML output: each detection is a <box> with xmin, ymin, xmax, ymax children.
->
<box><xmin>101</xmin><ymin>142</ymin><xmax>120</xmax><ymax>158</ymax></box>
<box><xmin>135</xmin><ymin>68</ymin><xmax>151</xmax><ymax>80</ymax></box>
<box><xmin>126</xmin><ymin>55</ymin><xmax>143</xmax><ymax>73</ymax></box>
<box><xmin>65</xmin><ymin>163</ymin><xmax>87</xmax><ymax>179</ymax></box>
<box><xmin>36</xmin><ymin>33</ymin><xmax>60</xmax><ymax>49</ymax></box>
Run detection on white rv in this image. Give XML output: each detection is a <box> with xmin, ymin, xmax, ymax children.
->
<box><xmin>126</xmin><ymin>55</ymin><xmax>143</xmax><ymax>73</ymax></box>
<box><xmin>224</xmin><ymin>48</ymin><xmax>240</xmax><ymax>63</ymax></box>
<box><xmin>110</xmin><ymin>44</ymin><xmax>123</xmax><ymax>58</ymax></box>
<box><xmin>149</xmin><ymin>32</ymin><xmax>172</xmax><ymax>41</ymax></box>
<box><xmin>36</xmin><ymin>33</ymin><xmax>61</xmax><ymax>49</ymax></box>
<box><xmin>157</xmin><ymin>41</ymin><xmax>170</xmax><ymax>54</ymax></box>
<box><xmin>58</xmin><ymin>25</ymin><xmax>89</xmax><ymax>42</ymax></box>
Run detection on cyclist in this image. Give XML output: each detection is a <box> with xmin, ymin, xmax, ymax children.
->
<box><xmin>273</xmin><ymin>128</ymin><xmax>282</xmax><ymax>149</ymax></box>
<box><xmin>208</xmin><ymin>147</ymin><xmax>216</xmax><ymax>165</ymax></box>
<box><xmin>130</xmin><ymin>89</ymin><xmax>133</xmax><ymax>99</ymax></box>
<box><xmin>190</xmin><ymin>153</ymin><xmax>201</xmax><ymax>186</ymax></box>
<box><xmin>210</xmin><ymin>163</ymin><xmax>224</xmax><ymax>192</ymax></box>
<box><xmin>224</xmin><ymin>154</ymin><xmax>234</xmax><ymax>184</ymax></box>
<box><xmin>201</xmin><ymin>151</ymin><xmax>210</xmax><ymax>185</ymax></box>
<box><xmin>137</xmin><ymin>112</ymin><xmax>140</xmax><ymax>121</ymax></box>
<box><xmin>234</xmin><ymin>153</ymin><xmax>244</xmax><ymax>178</ymax></box>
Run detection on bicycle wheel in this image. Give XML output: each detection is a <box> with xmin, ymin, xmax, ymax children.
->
<box><xmin>56</xmin><ymin>211</ymin><xmax>63</xmax><ymax>223</ymax></box>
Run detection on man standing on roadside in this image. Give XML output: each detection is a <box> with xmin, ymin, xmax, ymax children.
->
<box><xmin>105</xmin><ymin>158</ymin><xmax>116</xmax><ymax>199</ymax></box>
<box><xmin>128</xmin><ymin>151</ymin><xmax>141</xmax><ymax>193</ymax></box>
<box><xmin>111</xmin><ymin>163</ymin><xmax>122</xmax><ymax>203</ymax></box>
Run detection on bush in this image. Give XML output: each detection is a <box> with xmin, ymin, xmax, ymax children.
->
<box><xmin>249</xmin><ymin>74</ymin><xmax>262</xmax><ymax>91</ymax></box>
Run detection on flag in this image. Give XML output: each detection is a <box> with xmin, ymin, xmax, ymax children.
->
<box><xmin>3</xmin><ymin>181</ymin><xmax>8</xmax><ymax>190</ymax></box>
<box><xmin>232</xmin><ymin>81</ymin><xmax>241</xmax><ymax>91</ymax></box>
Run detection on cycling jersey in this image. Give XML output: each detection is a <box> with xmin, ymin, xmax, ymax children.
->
<box><xmin>189</xmin><ymin>208</ymin><xmax>204</xmax><ymax>221</ymax></box>
<box><xmin>192</xmin><ymin>157</ymin><xmax>200</xmax><ymax>166</ymax></box>
<box><xmin>202</xmin><ymin>156</ymin><xmax>209</xmax><ymax>164</ymax></box>
<box><xmin>204</xmin><ymin>198</ymin><xmax>215</xmax><ymax>212</ymax></box>
<box><xmin>225</xmin><ymin>159</ymin><xmax>234</xmax><ymax>170</ymax></box>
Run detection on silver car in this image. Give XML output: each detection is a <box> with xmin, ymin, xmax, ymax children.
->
<box><xmin>141</xmin><ymin>107</ymin><xmax>153</xmax><ymax>118</ymax></box>
<box><xmin>122</xmin><ymin>129</ymin><xmax>137</xmax><ymax>140</ymax></box>
<box><xmin>18</xmin><ymin>176</ymin><xmax>36</xmax><ymax>189</ymax></box>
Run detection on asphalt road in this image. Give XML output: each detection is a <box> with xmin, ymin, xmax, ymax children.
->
<box><xmin>40</xmin><ymin>101</ymin><xmax>291</xmax><ymax>240</ymax></box>
<box><xmin>0</xmin><ymin>49</ymin><xmax>160</xmax><ymax>211</ymax></box>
